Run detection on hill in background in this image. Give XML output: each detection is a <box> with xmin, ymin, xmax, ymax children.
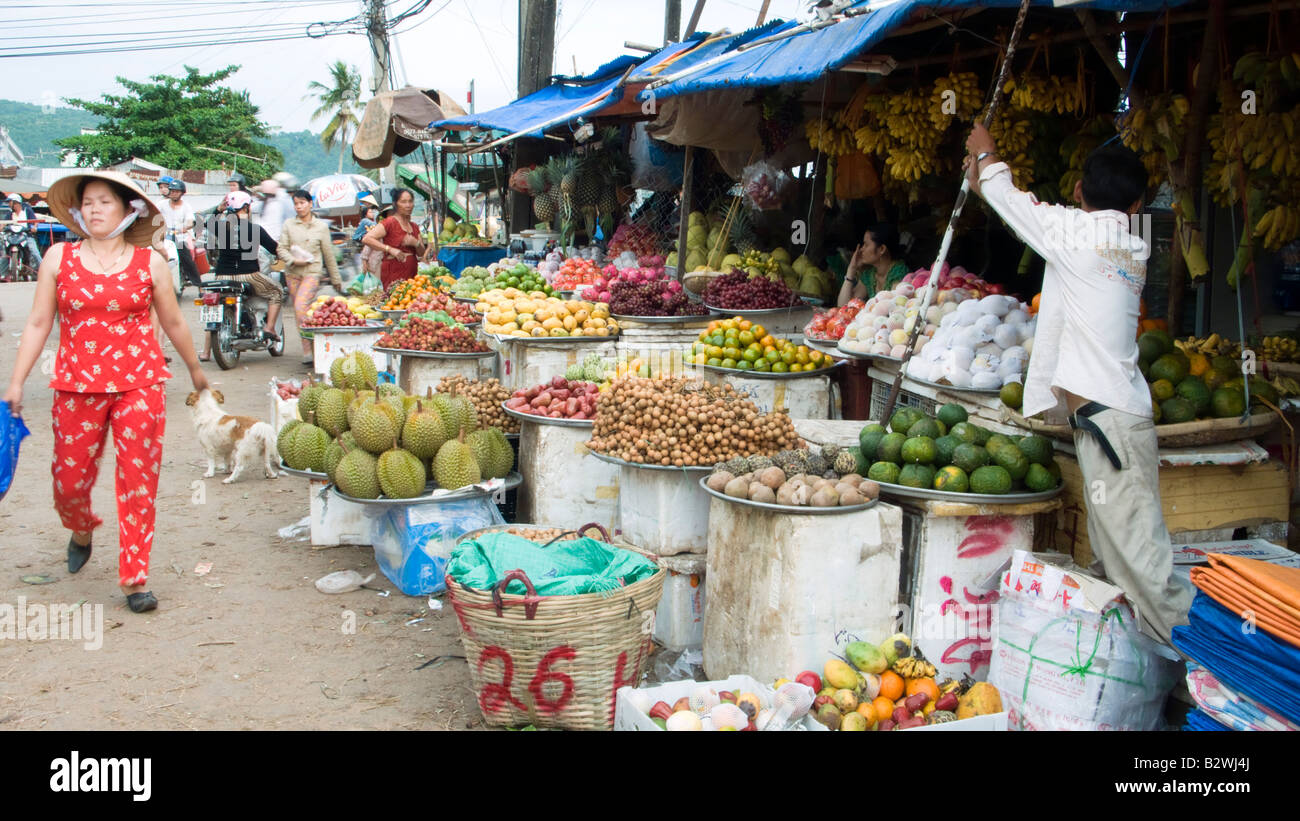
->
<box><xmin>0</xmin><ymin>98</ymin><xmax>365</xmax><ymax>181</ymax></box>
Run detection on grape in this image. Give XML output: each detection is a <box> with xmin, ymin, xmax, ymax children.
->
<box><xmin>702</xmin><ymin>270</ymin><xmax>801</xmax><ymax>310</ymax></box>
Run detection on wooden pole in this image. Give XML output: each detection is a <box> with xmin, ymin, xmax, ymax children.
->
<box><xmin>676</xmin><ymin>145</ymin><xmax>695</xmax><ymax>281</ymax></box>
<box><xmin>1166</xmin><ymin>0</ymin><xmax>1223</xmax><ymax>335</ymax></box>
<box><xmin>510</xmin><ymin>0</ymin><xmax>558</xmax><ymax>234</ymax></box>
<box><xmin>756</xmin><ymin>0</ymin><xmax>771</xmax><ymax>27</ymax></box>
<box><xmin>665</xmin><ymin>0</ymin><xmax>681</xmax><ymax>44</ymax></box>
<box><xmin>685</xmin><ymin>0</ymin><xmax>707</xmax><ymax>38</ymax></box>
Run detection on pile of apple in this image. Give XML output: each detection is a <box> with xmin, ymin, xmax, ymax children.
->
<box><xmin>551</xmin><ymin>257</ymin><xmax>603</xmax><ymax>292</ymax></box>
<box><xmin>804</xmin><ymin>298</ymin><xmax>867</xmax><ymax>342</ymax></box>
<box><xmin>644</xmin><ymin>687</ymin><xmax>766</xmax><ymax>731</ymax></box>
<box><xmin>505</xmin><ymin>377</ymin><xmax>600</xmax><ymax>420</ymax></box>
<box><xmin>303</xmin><ymin>298</ymin><xmax>373</xmax><ymax>328</ymax></box>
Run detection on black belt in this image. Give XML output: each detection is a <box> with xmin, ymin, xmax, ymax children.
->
<box><xmin>1068</xmin><ymin>401</ymin><xmax>1123</xmax><ymax>471</ymax></box>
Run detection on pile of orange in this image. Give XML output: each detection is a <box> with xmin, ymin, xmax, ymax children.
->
<box><xmin>688</xmin><ymin>316</ymin><xmax>831</xmax><ymax>373</ymax></box>
<box><xmin>382</xmin><ymin>275</ymin><xmax>448</xmax><ymax>310</ymax></box>
<box><xmin>854</xmin><ymin>673</ymin><xmax>942</xmax><ymax>728</ymax></box>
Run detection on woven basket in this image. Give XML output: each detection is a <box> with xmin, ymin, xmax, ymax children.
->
<box><xmin>682</xmin><ymin>270</ymin><xmax>724</xmax><ymax>296</ymax></box>
<box><xmin>446</xmin><ymin>522</ymin><xmax>665</xmax><ymax>731</ymax></box>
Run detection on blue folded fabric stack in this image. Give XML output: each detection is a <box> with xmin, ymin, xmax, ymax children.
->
<box><xmin>1172</xmin><ymin>592</ymin><xmax>1300</xmax><ymax>728</ymax></box>
<box><xmin>1183</xmin><ymin>708</ymin><xmax>1230</xmax><ymax>731</ymax></box>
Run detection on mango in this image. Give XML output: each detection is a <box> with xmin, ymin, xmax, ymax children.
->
<box><xmin>814</xmin><ymin>703</ymin><xmax>842</xmax><ymax>730</ymax></box>
<box><xmin>833</xmin><ymin>689</ymin><xmax>859</xmax><ymax>714</ymax></box>
<box><xmin>880</xmin><ymin>632</ymin><xmax>912</xmax><ymax>666</ymax></box>
<box><xmin>824</xmin><ymin>659</ymin><xmax>859</xmax><ymax>691</ymax></box>
<box><xmin>840</xmin><ymin>711</ymin><xmax>868</xmax><ymax>732</ymax></box>
<box><xmin>846</xmin><ymin>640</ymin><xmax>888</xmax><ymax>674</ymax></box>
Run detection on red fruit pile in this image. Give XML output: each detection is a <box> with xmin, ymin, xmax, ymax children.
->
<box><xmin>274</xmin><ymin>380</ymin><xmax>302</xmax><ymax>400</ymax></box>
<box><xmin>378</xmin><ymin>318</ymin><xmax>488</xmax><ymax>353</ymax></box>
<box><xmin>303</xmin><ymin>301</ymin><xmax>367</xmax><ymax>327</ymax></box>
<box><xmin>407</xmin><ymin>295</ymin><xmax>478</xmax><ymax>324</ymax></box>
<box><xmin>505</xmin><ymin>377</ymin><xmax>600</xmax><ymax>420</ymax></box>
<box><xmin>703</xmin><ymin>270</ymin><xmax>801</xmax><ymax>310</ymax></box>
<box><xmin>551</xmin><ymin>258</ymin><xmax>602</xmax><ymax>291</ymax></box>
<box><xmin>805</xmin><ymin>298</ymin><xmax>866</xmax><ymax>341</ymax></box>
<box><xmin>607</xmin><ymin>223</ymin><xmax>661</xmax><ymax>258</ymax></box>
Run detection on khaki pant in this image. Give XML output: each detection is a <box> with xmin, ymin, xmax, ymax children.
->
<box><xmin>1073</xmin><ymin>406</ymin><xmax>1193</xmax><ymax>645</ymax></box>
<box><xmin>229</xmin><ymin>271</ymin><xmax>284</xmax><ymax>305</ymax></box>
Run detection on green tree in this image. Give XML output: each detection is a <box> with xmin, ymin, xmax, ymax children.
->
<box><xmin>305</xmin><ymin>61</ymin><xmax>362</xmax><ymax>174</ymax></box>
<box><xmin>55</xmin><ymin>66</ymin><xmax>281</xmax><ymax>180</ymax></box>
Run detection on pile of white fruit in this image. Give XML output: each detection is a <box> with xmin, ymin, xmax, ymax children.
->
<box><xmin>837</xmin><ymin>283</ymin><xmax>946</xmax><ymax>359</ymax></box>
<box><xmin>903</xmin><ymin>294</ymin><xmax>1035</xmax><ymax>389</ymax></box>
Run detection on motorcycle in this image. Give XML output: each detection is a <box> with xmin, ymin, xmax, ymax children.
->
<box><xmin>197</xmin><ymin>279</ymin><xmax>285</xmax><ymax>370</ymax></box>
<box><xmin>2</xmin><ymin>223</ymin><xmax>37</xmax><ymax>282</ymax></box>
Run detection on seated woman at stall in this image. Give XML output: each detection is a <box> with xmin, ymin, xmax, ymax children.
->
<box><xmin>836</xmin><ymin>223</ymin><xmax>909</xmax><ymax>306</ymax></box>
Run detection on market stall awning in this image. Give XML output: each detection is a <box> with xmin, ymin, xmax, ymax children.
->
<box><xmin>431</xmin><ymin>54</ymin><xmax>651</xmax><ymax>139</ymax></box>
<box><xmin>632</xmin><ymin>0</ymin><xmax>1194</xmax><ymax>101</ymax></box>
<box><xmin>397</xmin><ymin>164</ymin><xmax>467</xmax><ymax>219</ymax></box>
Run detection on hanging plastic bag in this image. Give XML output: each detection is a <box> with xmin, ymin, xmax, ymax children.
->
<box><xmin>346</xmin><ymin>271</ymin><xmax>380</xmax><ymax>297</ymax></box>
<box><xmin>0</xmin><ymin>403</ymin><xmax>31</xmax><ymax>502</ymax></box>
<box><xmin>741</xmin><ymin>160</ymin><xmax>793</xmax><ymax>210</ymax></box>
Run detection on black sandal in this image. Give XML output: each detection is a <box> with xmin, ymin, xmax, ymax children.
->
<box><xmin>126</xmin><ymin>592</ymin><xmax>158</xmax><ymax>613</ymax></box>
<box><xmin>67</xmin><ymin>536</ymin><xmax>92</xmax><ymax>574</ymax></box>
<box><xmin>261</xmin><ymin>330</ymin><xmax>281</xmax><ymax>344</ymax></box>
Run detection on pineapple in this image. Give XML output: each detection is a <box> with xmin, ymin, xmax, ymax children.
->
<box><xmin>574</xmin><ymin>153</ymin><xmax>602</xmax><ymax>207</ymax></box>
<box><xmin>558</xmin><ymin>156</ymin><xmax>579</xmax><ymax>201</ymax></box>
<box><xmin>729</xmin><ymin>207</ymin><xmax>757</xmax><ymax>255</ymax></box>
<box><xmin>528</xmin><ymin>167</ymin><xmax>556</xmax><ymax>224</ymax></box>
<box><xmin>598</xmin><ymin>188</ymin><xmax>621</xmax><ymax>219</ymax></box>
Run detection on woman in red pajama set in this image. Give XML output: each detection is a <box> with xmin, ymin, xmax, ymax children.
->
<box><xmin>3</xmin><ymin>171</ymin><xmax>209</xmax><ymax>613</ymax></box>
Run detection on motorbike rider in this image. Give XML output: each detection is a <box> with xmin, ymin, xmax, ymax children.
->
<box><xmin>3</xmin><ymin>192</ymin><xmax>44</xmax><ymax>273</ymax></box>
<box><xmin>198</xmin><ymin>190</ymin><xmax>284</xmax><ymax>362</ymax></box>
<box><xmin>162</xmin><ymin>180</ymin><xmax>203</xmax><ymax>293</ymax></box>
<box><xmin>227</xmin><ymin>172</ymin><xmax>249</xmax><ymax>194</ymax></box>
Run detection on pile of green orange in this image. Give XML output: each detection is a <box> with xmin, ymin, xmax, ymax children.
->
<box><xmin>1139</xmin><ymin>330</ymin><xmax>1275</xmax><ymax>423</ymax></box>
<box><xmin>683</xmin><ymin>316</ymin><xmax>833</xmax><ymax>374</ymax></box>
<box><xmin>858</xmin><ymin>404</ymin><xmax>1061</xmax><ymax>495</ymax></box>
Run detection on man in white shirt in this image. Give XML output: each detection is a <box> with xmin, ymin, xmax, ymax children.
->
<box><xmin>256</xmin><ymin>179</ymin><xmax>293</xmax><ymax>242</ymax></box>
<box><xmin>966</xmin><ymin>123</ymin><xmax>1191</xmax><ymax>645</ymax></box>
<box><xmin>162</xmin><ymin>180</ymin><xmax>202</xmax><ymax>292</ymax></box>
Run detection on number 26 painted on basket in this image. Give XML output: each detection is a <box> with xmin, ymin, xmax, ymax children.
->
<box><xmin>476</xmin><ymin>644</ymin><xmax>645</xmax><ymax>720</ymax></box>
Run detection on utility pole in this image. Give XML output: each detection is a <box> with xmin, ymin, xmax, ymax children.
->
<box><xmin>664</xmin><ymin>0</ymin><xmax>681</xmax><ymax>44</ymax></box>
<box><xmin>510</xmin><ymin>0</ymin><xmax>557</xmax><ymax>233</ymax></box>
<box><xmin>366</xmin><ymin>0</ymin><xmax>396</xmax><ymax>189</ymax></box>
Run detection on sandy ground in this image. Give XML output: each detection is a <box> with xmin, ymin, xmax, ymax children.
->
<box><xmin>0</xmin><ymin>280</ymin><xmax>484</xmax><ymax>730</ymax></box>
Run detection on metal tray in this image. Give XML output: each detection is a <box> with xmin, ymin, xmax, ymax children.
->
<box><xmin>278</xmin><ymin>461</ymin><xmax>326</xmax><ymax>480</ymax></box>
<box><xmin>586</xmin><ymin>449</ymin><xmax>713</xmax><ymax>472</ymax></box>
<box><xmin>691</xmin><ymin>360</ymin><xmax>843</xmax><ymax>380</ymax></box>
<box><xmin>835</xmin><ymin>341</ymin><xmax>901</xmax><ymax>362</ymax></box>
<box><xmin>302</xmin><ymin>321</ymin><xmax>386</xmax><ymax>334</ymax></box>
<box><xmin>328</xmin><ymin>471</ymin><xmax>522</xmax><ymax>507</ymax></box>
<box><xmin>905</xmin><ymin>375</ymin><xmax>1003</xmax><ymax>395</ymax></box>
<box><xmin>697</xmin><ymin>477</ymin><xmax>879</xmax><ymax>514</ymax></box>
<box><xmin>502</xmin><ymin>401</ymin><xmax>593</xmax><ymax>428</ymax></box>
<box><xmin>379</xmin><ymin>309</ymin><xmax>406</xmax><ymax>320</ymax></box>
<box><xmin>452</xmin><ymin>295</ymin><xmax>483</xmax><ymax>304</ymax></box>
<box><xmin>371</xmin><ymin>346</ymin><xmax>495</xmax><ymax>360</ymax></box>
<box><xmin>702</xmin><ymin>301</ymin><xmax>813</xmax><ymax>316</ymax></box>
<box><xmin>871</xmin><ymin>479</ymin><xmax>1063</xmax><ymax>504</ymax></box>
<box><xmin>611</xmin><ymin>312</ymin><xmax>715</xmax><ymax>324</ymax></box>
<box><xmin>490</xmin><ymin>333</ymin><xmax>618</xmax><ymax>345</ymax></box>
<box><xmin>801</xmin><ymin>337</ymin><xmax>843</xmax><ymax>355</ymax></box>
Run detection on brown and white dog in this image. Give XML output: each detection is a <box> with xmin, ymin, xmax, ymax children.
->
<box><xmin>185</xmin><ymin>388</ymin><xmax>279</xmax><ymax>483</ymax></box>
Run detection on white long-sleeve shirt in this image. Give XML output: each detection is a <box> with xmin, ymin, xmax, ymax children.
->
<box><xmin>978</xmin><ymin>161</ymin><xmax>1152</xmax><ymax>422</ymax></box>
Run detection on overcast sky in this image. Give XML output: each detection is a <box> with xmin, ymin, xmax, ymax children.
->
<box><xmin>5</xmin><ymin>0</ymin><xmax>810</xmax><ymax>134</ymax></box>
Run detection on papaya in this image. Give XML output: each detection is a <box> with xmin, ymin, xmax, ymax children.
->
<box><xmin>956</xmin><ymin>681</ymin><xmax>1003</xmax><ymax>720</ymax></box>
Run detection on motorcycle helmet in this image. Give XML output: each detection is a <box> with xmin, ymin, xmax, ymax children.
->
<box><xmin>223</xmin><ymin>190</ymin><xmax>254</xmax><ymax>213</ymax></box>
<box><xmin>168</xmin><ymin>179</ymin><xmax>187</xmax><ymax>194</ymax></box>
<box><xmin>229</xmin><ymin>172</ymin><xmax>247</xmax><ymax>185</ymax></box>
<box><xmin>273</xmin><ymin>171</ymin><xmax>299</xmax><ymax>190</ymax></box>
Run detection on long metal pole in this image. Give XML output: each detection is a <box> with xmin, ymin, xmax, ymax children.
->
<box><xmin>879</xmin><ymin>0</ymin><xmax>1032</xmax><ymax>424</ymax></box>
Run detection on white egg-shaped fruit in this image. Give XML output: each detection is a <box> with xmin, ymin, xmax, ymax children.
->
<box><xmin>944</xmin><ymin>366</ymin><xmax>974</xmax><ymax>388</ymax></box>
<box><xmin>971</xmin><ymin>371</ymin><xmax>1003</xmax><ymax>390</ymax></box>
<box><xmin>939</xmin><ymin>311</ymin><xmax>961</xmax><ymax>329</ymax></box>
<box><xmin>1023</xmin><ymin>337</ymin><xmax>1034</xmax><ymax>355</ymax></box>
<box><xmin>871</xmin><ymin>341</ymin><xmax>892</xmax><ymax>355</ymax></box>
<box><xmin>890</xmin><ymin>343</ymin><xmax>908</xmax><ymax>358</ymax></box>
<box><xmin>897</xmin><ymin>283</ymin><xmax>915</xmax><ymax>298</ymax></box>
<box><xmin>666</xmin><ymin>711</ymin><xmax>703</xmax><ymax>731</ymax></box>
<box><xmin>979</xmin><ymin>294</ymin><xmax>1010</xmax><ymax>316</ymax></box>
<box><xmin>1002</xmin><ymin>372</ymin><xmax>1024</xmax><ymax>387</ymax></box>
<box><xmin>710</xmin><ymin>703</ymin><xmax>750</xmax><ymax>731</ymax></box>
<box><xmin>974</xmin><ymin>314</ymin><xmax>1001</xmax><ymax>335</ymax></box>
<box><xmin>993</xmin><ymin>324</ymin><xmax>1021</xmax><ymax>349</ymax></box>
<box><xmin>948</xmin><ymin>346</ymin><xmax>975</xmax><ymax>369</ymax></box>
<box><xmin>957</xmin><ymin>299</ymin><xmax>983</xmax><ymax>317</ymax></box>
<box><xmin>925</xmin><ymin>305</ymin><xmax>943</xmax><ymax>325</ymax></box>
<box><xmin>1004</xmin><ymin>309</ymin><xmax>1029</xmax><ymax>326</ymax></box>
<box><xmin>889</xmin><ymin>328</ymin><xmax>909</xmax><ymax>346</ymax></box>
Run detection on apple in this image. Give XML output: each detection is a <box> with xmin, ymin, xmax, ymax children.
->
<box><xmin>671</xmin><ymin>696</ymin><xmax>691</xmax><ymax>714</ymax></box>
<box><xmin>795</xmin><ymin>670</ymin><xmax>821</xmax><ymax>692</ymax></box>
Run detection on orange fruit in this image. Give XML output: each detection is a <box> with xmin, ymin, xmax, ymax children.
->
<box><xmin>879</xmin><ymin>670</ymin><xmax>904</xmax><ymax>701</ymax></box>
<box><xmin>855</xmin><ymin>701</ymin><xmax>878</xmax><ymax>729</ymax></box>
<box><xmin>905</xmin><ymin>677</ymin><xmax>940</xmax><ymax>705</ymax></box>
<box><xmin>871</xmin><ymin>696</ymin><xmax>895</xmax><ymax>723</ymax></box>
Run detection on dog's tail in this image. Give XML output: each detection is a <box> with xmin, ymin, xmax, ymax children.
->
<box><xmin>252</xmin><ymin>422</ymin><xmax>279</xmax><ymax>464</ymax></box>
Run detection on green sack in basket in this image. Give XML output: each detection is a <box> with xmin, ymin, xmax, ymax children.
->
<box><xmin>448</xmin><ymin>532</ymin><xmax>658</xmax><ymax>597</ymax></box>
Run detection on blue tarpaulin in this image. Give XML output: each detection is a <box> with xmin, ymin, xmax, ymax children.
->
<box><xmin>633</xmin><ymin>0</ymin><xmax>1192</xmax><ymax>101</ymax></box>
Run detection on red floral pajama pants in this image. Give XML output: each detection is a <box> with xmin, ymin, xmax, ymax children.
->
<box><xmin>51</xmin><ymin>382</ymin><xmax>166</xmax><ymax>587</ymax></box>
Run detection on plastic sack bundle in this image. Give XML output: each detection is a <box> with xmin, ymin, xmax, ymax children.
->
<box><xmin>741</xmin><ymin>160</ymin><xmax>793</xmax><ymax>210</ymax></box>
<box><xmin>987</xmin><ymin>550</ymin><xmax>1181</xmax><ymax>731</ymax></box>
<box><xmin>345</xmin><ymin>271</ymin><xmax>381</xmax><ymax>297</ymax></box>
<box><xmin>0</xmin><ymin>403</ymin><xmax>30</xmax><ymax>502</ymax></box>
<box><xmin>369</xmin><ymin>497</ymin><xmax>505</xmax><ymax>596</ymax></box>
<box><xmin>448</xmin><ymin>532</ymin><xmax>658</xmax><ymax>597</ymax></box>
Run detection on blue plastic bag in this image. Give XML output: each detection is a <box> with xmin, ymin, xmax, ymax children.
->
<box><xmin>0</xmin><ymin>403</ymin><xmax>30</xmax><ymax>502</ymax></box>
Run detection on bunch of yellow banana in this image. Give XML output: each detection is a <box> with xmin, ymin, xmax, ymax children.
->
<box><xmin>1260</xmin><ymin>335</ymin><xmax>1300</xmax><ymax>363</ymax></box>
<box><xmin>1119</xmin><ymin>93</ymin><xmax>1190</xmax><ymax>187</ymax></box>
<box><xmin>892</xmin><ymin>653</ymin><xmax>937</xmax><ymax>679</ymax></box>
<box><xmin>853</xmin><ymin>122</ymin><xmax>889</xmax><ymax>155</ymax></box>
<box><xmin>884</xmin><ymin>150</ymin><xmax>933</xmax><ymax>183</ymax></box>
<box><xmin>804</xmin><ymin>118</ymin><xmax>855</xmax><ymax>156</ymax></box>
<box><xmin>929</xmin><ymin>71</ymin><xmax>982</xmax><ymax>129</ymax></box>
<box><xmin>1253</xmin><ymin>203</ymin><xmax>1300</xmax><ymax>250</ymax></box>
<box><xmin>1233</xmin><ymin>51</ymin><xmax>1300</xmax><ymax>95</ymax></box>
<box><xmin>1004</xmin><ymin>73</ymin><xmax>1086</xmax><ymax>117</ymax></box>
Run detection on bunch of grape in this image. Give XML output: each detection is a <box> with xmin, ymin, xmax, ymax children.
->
<box><xmin>703</xmin><ymin>271</ymin><xmax>801</xmax><ymax>310</ymax></box>
<box><xmin>608</xmin><ymin>280</ymin><xmax>710</xmax><ymax>317</ymax></box>
<box><xmin>378</xmin><ymin>318</ymin><xmax>488</xmax><ymax>353</ymax></box>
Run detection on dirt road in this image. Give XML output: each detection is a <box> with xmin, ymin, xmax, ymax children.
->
<box><xmin>0</xmin><ymin>280</ymin><xmax>482</xmax><ymax>730</ymax></box>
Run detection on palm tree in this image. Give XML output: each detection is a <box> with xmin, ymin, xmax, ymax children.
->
<box><xmin>305</xmin><ymin>61</ymin><xmax>362</xmax><ymax>174</ymax></box>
